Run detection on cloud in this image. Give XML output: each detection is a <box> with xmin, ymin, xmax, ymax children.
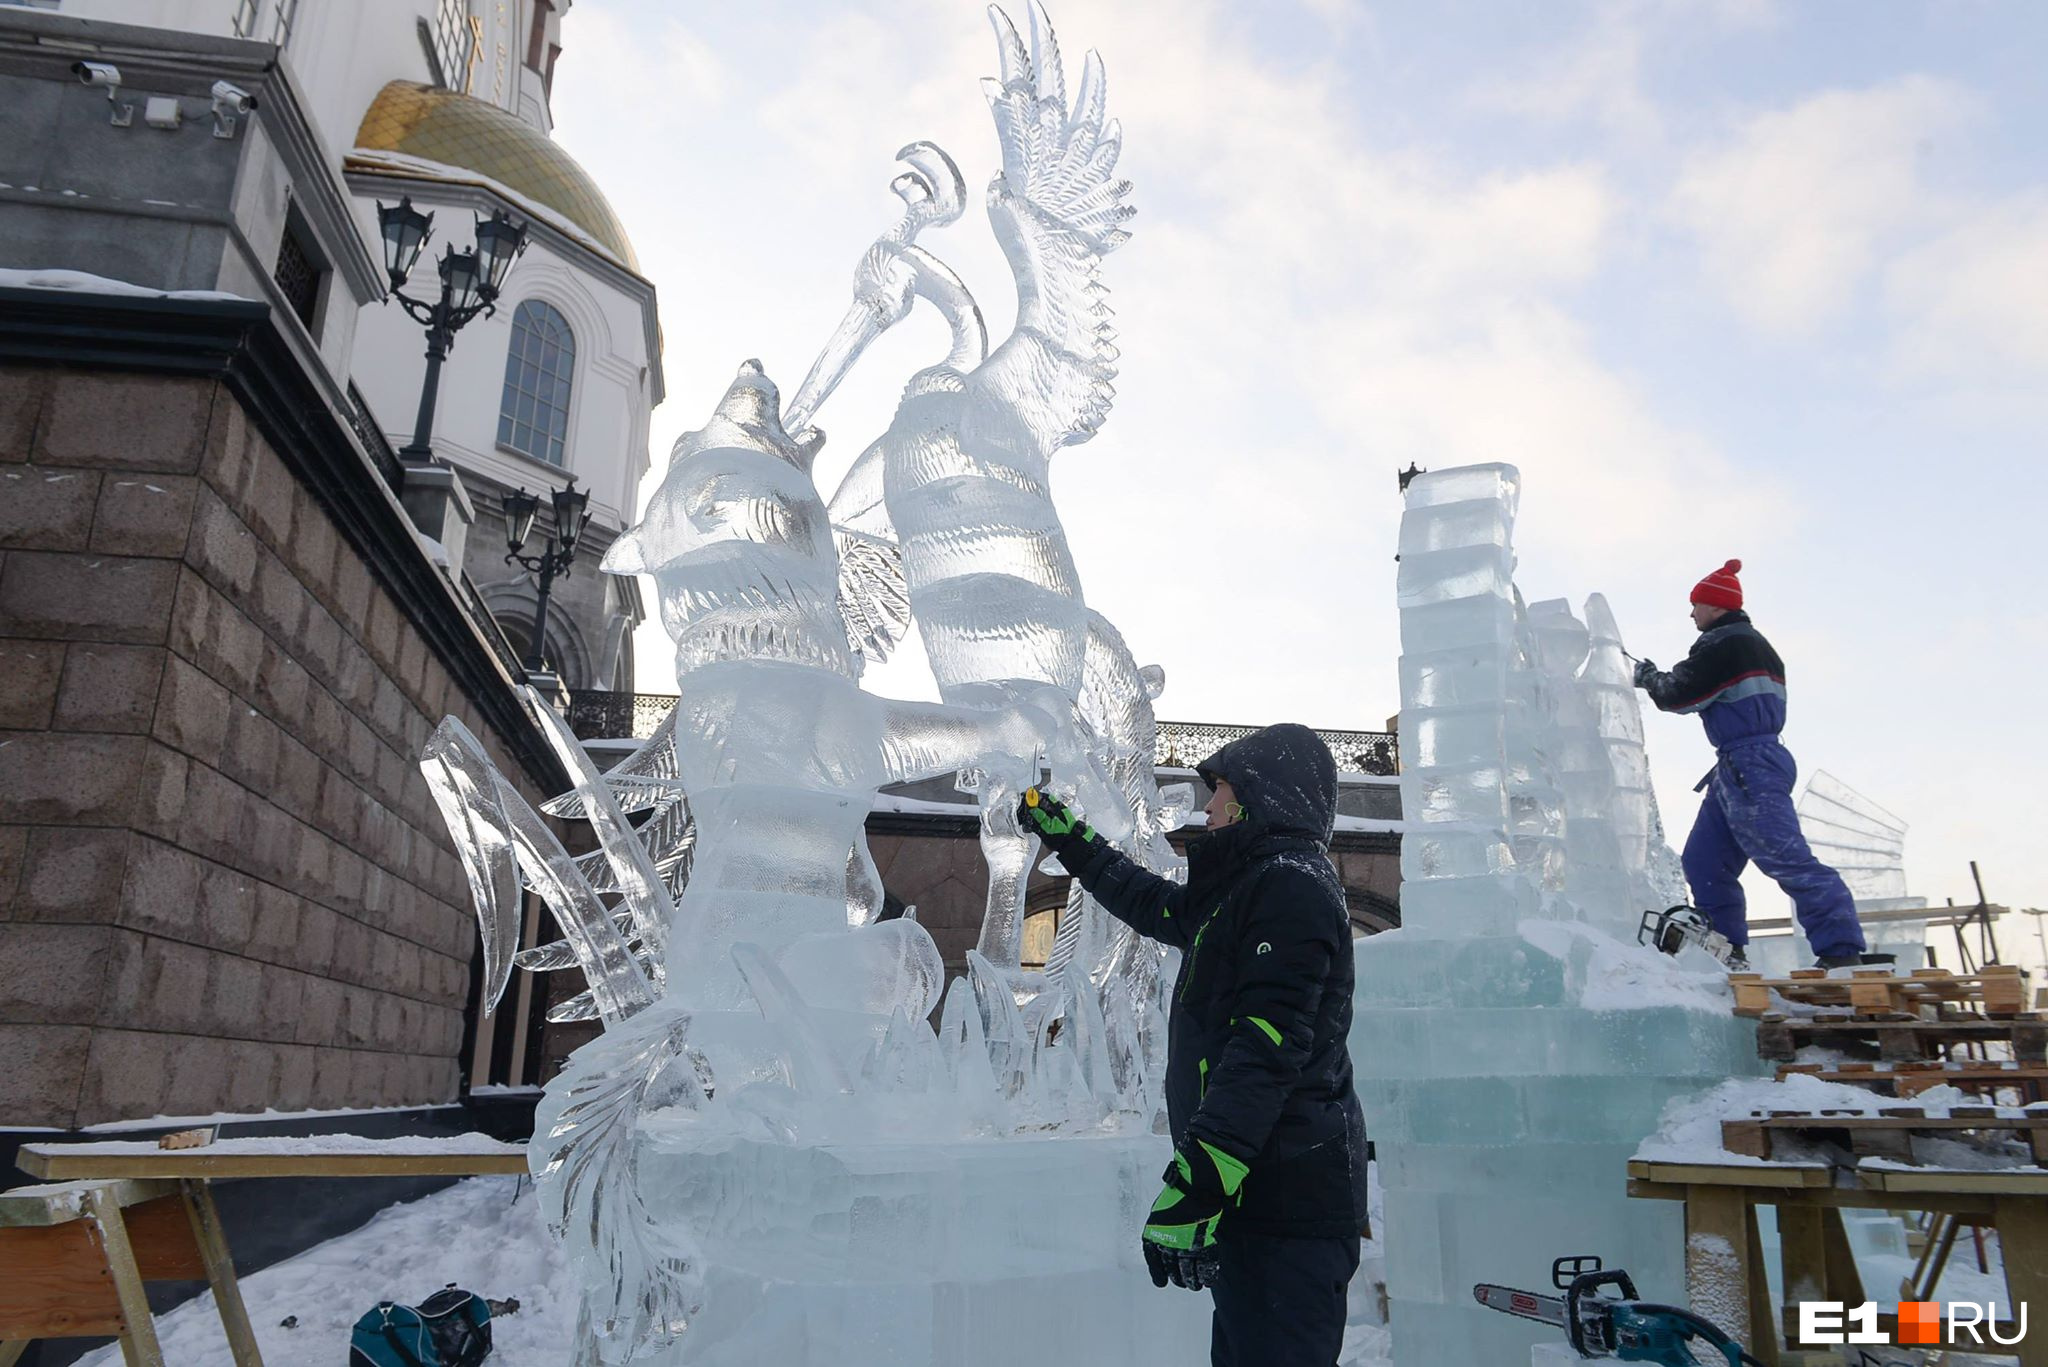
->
<box><xmin>1884</xmin><ymin>193</ymin><xmax>2048</xmax><ymax>381</ymax></box>
<box><xmin>1669</xmin><ymin>76</ymin><xmax>1978</xmax><ymax>336</ymax></box>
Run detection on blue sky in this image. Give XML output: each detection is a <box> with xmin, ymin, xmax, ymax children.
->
<box><xmin>550</xmin><ymin>1</ymin><xmax>2048</xmax><ymax>936</ymax></box>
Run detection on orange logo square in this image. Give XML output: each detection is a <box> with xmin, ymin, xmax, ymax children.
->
<box><xmin>1897</xmin><ymin>1301</ymin><xmax>1942</xmax><ymax>1345</ymax></box>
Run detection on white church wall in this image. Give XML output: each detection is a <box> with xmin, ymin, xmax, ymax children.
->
<box><xmin>348</xmin><ymin>211</ymin><xmax>651</xmax><ymax>535</ymax></box>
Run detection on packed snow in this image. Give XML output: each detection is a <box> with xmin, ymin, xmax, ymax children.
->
<box><xmin>73</xmin><ymin>1178</ymin><xmax>575</xmax><ymax>1367</ymax></box>
<box><xmin>0</xmin><ymin>266</ymin><xmax>247</xmax><ymax>300</ymax></box>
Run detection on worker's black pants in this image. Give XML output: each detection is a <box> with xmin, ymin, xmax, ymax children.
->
<box><xmin>1210</xmin><ymin>1231</ymin><xmax>1360</xmax><ymax>1367</ymax></box>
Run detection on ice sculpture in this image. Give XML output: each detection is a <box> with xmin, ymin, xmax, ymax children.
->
<box><xmin>786</xmin><ymin>0</ymin><xmax>1138</xmax><ymax>976</ymax></box>
<box><xmin>427</xmin><ymin>357</ymin><xmax>1201</xmax><ymax>1364</ymax></box>
<box><xmin>1354</xmin><ymin>465</ymin><xmax>1765</xmax><ymax>1367</ymax></box>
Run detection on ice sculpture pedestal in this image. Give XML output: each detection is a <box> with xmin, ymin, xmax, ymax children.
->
<box><xmin>637</xmin><ymin>1129</ymin><xmax>1209</xmax><ymax>1366</ymax></box>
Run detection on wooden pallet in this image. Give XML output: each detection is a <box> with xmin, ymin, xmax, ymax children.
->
<box><xmin>1732</xmin><ymin>965</ymin><xmax>2029</xmax><ymax>1020</ymax></box>
<box><xmin>1754</xmin><ymin>1011</ymin><xmax>2048</xmax><ymax>1064</ymax></box>
<box><xmin>1777</xmin><ymin>1059</ymin><xmax>2048</xmax><ymax>1104</ymax></box>
<box><xmin>1721</xmin><ymin>1107</ymin><xmax>2048</xmax><ymax>1167</ymax></box>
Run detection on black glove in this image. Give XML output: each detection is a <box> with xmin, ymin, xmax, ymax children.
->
<box><xmin>1016</xmin><ymin>788</ymin><xmax>1100</xmax><ymax>865</ymax></box>
<box><xmin>1141</xmin><ymin>1141</ymin><xmax>1247</xmax><ymax>1293</ymax></box>
<box><xmin>1632</xmin><ymin>658</ymin><xmax>1657</xmax><ymax>689</ymax></box>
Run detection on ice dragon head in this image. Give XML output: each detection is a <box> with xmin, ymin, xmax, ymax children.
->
<box><xmin>604</xmin><ymin>362</ymin><xmax>859</xmax><ymax>682</ymax></box>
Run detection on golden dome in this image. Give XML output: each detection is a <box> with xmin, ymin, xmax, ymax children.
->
<box><xmin>351</xmin><ymin>81</ymin><xmax>638</xmax><ymax>273</ymax></box>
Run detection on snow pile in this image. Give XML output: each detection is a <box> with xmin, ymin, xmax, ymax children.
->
<box><xmin>0</xmin><ymin>267</ymin><xmax>247</xmax><ymax>301</ymax></box>
<box><xmin>1635</xmin><ymin>1074</ymin><xmax>2036</xmax><ymax>1168</ymax></box>
<box><xmin>74</xmin><ymin>1179</ymin><xmax>575</xmax><ymax>1367</ymax></box>
<box><xmin>1519</xmin><ymin>917</ymin><xmax>1735</xmax><ymax>1015</ymax></box>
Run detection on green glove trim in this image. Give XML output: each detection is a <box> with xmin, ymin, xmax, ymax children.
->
<box><xmin>1020</xmin><ymin>788</ymin><xmax>1094</xmax><ymax>842</ymax></box>
<box><xmin>1142</xmin><ymin>1211</ymin><xmax>1223</xmax><ymax>1252</ymax></box>
<box><xmin>1245</xmin><ymin>1015</ymin><xmax>1284</xmax><ymax>1048</ymax></box>
<box><xmin>1198</xmin><ymin>1140</ymin><xmax>1249</xmax><ymax>1197</ymax></box>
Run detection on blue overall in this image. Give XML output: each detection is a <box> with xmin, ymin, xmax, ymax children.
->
<box><xmin>1641</xmin><ymin>612</ymin><xmax>1865</xmax><ymax>959</ymax></box>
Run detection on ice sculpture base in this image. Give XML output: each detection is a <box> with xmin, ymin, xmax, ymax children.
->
<box><xmin>638</xmin><ymin>1129</ymin><xmax>1210</xmax><ymax>1365</ymax></box>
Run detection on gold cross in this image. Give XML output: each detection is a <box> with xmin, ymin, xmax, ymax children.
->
<box><xmin>463</xmin><ymin>13</ymin><xmax>485</xmax><ymax>94</ymax></box>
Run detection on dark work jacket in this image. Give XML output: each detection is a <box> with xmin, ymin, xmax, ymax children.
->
<box><xmin>1065</xmin><ymin>723</ymin><xmax>1368</xmax><ymax>1238</ymax></box>
<box><xmin>1640</xmin><ymin>610</ymin><xmax>1789</xmax><ymax>752</ymax></box>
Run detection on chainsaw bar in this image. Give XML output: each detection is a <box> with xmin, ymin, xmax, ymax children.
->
<box><xmin>1474</xmin><ymin>1283</ymin><xmax>1567</xmax><ymax>1327</ymax></box>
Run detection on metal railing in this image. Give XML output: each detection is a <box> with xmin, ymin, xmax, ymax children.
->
<box><xmin>565</xmin><ymin>691</ymin><xmax>1398</xmax><ymax>774</ymax></box>
<box><xmin>344</xmin><ymin>381</ymin><xmax>405</xmax><ymax>491</ymax></box>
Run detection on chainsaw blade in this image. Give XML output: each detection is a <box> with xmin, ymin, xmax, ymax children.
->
<box><xmin>1474</xmin><ymin>1283</ymin><xmax>1567</xmax><ymax>1327</ymax></box>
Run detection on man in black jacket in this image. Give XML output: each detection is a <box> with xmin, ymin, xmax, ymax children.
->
<box><xmin>1020</xmin><ymin>722</ymin><xmax>1368</xmax><ymax>1367</ymax></box>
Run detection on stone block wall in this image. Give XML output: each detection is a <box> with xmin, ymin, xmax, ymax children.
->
<box><xmin>0</xmin><ymin>365</ymin><xmax>547</xmax><ymax>1128</ymax></box>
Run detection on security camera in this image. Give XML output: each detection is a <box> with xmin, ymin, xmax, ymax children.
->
<box><xmin>210</xmin><ymin>81</ymin><xmax>257</xmax><ymax>114</ymax></box>
<box><xmin>72</xmin><ymin>61</ymin><xmax>131</xmax><ymax>126</ymax></box>
<box><xmin>209</xmin><ymin>80</ymin><xmax>256</xmax><ymax>138</ymax></box>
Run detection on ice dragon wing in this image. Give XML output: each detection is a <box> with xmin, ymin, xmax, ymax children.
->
<box><xmin>973</xmin><ymin>1</ymin><xmax>1134</xmax><ymax>449</ymax></box>
<box><xmin>826</xmin><ymin>435</ymin><xmax>914</xmax><ymax>663</ymax></box>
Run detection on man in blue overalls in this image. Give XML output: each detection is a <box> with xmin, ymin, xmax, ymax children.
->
<box><xmin>1633</xmin><ymin>559</ymin><xmax>1870</xmax><ymax>970</ymax></box>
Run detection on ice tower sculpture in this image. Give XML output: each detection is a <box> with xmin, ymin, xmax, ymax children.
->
<box><xmin>1352</xmin><ymin>464</ymin><xmax>1764</xmax><ymax>1367</ymax></box>
<box><xmin>785</xmin><ymin>0</ymin><xmax>1139</xmax><ymax>978</ymax></box>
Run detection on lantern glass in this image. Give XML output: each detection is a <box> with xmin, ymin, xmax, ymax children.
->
<box><xmin>473</xmin><ymin>211</ymin><xmax>527</xmax><ymax>300</ymax></box>
<box><xmin>504</xmin><ymin>487</ymin><xmax>541</xmax><ymax>554</ymax></box>
<box><xmin>441</xmin><ymin>248</ymin><xmax>483</xmax><ymax>313</ymax></box>
<box><xmin>553</xmin><ymin>479</ymin><xmax>590</xmax><ymax>550</ymax></box>
<box><xmin>376</xmin><ymin>197</ymin><xmax>433</xmax><ymax>288</ymax></box>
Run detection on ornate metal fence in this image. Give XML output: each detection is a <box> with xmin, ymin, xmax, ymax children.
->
<box><xmin>566</xmin><ymin>690</ymin><xmax>675</xmax><ymax>741</ymax></box>
<box><xmin>1153</xmin><ymin>720</ymin><xmax>1397</xmax><ymax>776</ymax></box>
<box><xmin>565</xmin><ymin>691</ymin><xmax>1399</xmax><ymax>774</ymax></box>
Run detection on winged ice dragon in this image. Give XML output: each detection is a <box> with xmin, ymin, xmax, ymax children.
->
<box><xmin>782</xmin><ymin>2</ymin><xmax>1138</xmax><ymax>974</ymax></box>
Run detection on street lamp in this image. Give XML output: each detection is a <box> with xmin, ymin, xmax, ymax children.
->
<box><xmin>377</xmin><ymin>200</ymin><xmax>527</xmax><ymax>461</ymax></box>
<box><xmin>505</xmin><ymin>478</ymin><xmax>590</xmax><ymax>675</ymax></box>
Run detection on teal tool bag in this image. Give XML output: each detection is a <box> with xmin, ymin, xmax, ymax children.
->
<box><xmin>348</xmin><ymin>1286</ymin><xmax>492</xmax><ymax>1367</ymax></box>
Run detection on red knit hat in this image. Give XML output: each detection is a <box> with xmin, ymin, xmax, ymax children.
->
<box><xmin>1691</xmin><ymin>559</ymin><xmax>1743</xmax><ymax>611</ymax></box>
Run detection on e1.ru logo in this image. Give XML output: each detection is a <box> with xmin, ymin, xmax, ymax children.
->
<box><xmin>1798</xmin><ymin>1300</ymin><xmax>2026</xmax><ymax>1347</ymax></box>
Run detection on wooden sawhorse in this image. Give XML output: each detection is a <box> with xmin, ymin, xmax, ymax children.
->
<box><xmin>0</xmin><ymin>1177</ymin><xmax>256</xmax><ymax>1366</ymax></box>
<box><xmin>1628</xmin><ymin>1159</ymin><xmax>2048</xmax><ymax>1367</ymax></box>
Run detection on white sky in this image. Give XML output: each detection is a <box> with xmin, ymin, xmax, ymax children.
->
<box><xmin>548</xmin><ymin>1</ymin><xmax>2048</xmax><ymax>941</ymax></box>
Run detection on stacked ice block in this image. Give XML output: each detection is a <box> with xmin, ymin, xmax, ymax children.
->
<box><xmin>1355</xmin><ymin>465</ymin><xmax>1763</xmax><ymax>1366</ymax></box>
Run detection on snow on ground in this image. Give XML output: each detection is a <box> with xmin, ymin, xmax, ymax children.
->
<box><xmin>75</xmin><ymin>1179</ymin><xmax>577</xmax><ymax>1367</ymax></box>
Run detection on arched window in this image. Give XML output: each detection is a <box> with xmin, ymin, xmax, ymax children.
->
<box><xmin>498</xmin><ymin>300</ymin><xmax>575</xmax><ymax>466</ymax></box>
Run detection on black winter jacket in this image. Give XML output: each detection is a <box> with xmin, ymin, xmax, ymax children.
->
<box><xmin>1065</xmin><ymin>723</ymin><xmax>1369</xmax><ymax>1238</ymax></box>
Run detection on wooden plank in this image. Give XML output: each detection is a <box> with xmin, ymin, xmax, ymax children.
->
<box><xmin>1993</xmin><ymin>1195</ymin><xmax>2048</xmax><ymax>1367</ymax></box>
<box><xmin>1776</xmin><ymin>1207</ymin><xmax>1828</xmax><ymax>1326</ymax></box>
<box><xmin>0</xmin><ymin>1222</ymin><xmax>126</xmax><ymax>1338</ymax></box>
<box><xmin>84</xmin><ymin>1185</ymin><xmax>163</xmax><ymax>1367</ymax></box>
<box><xmin>1858</xmin><ymin>1168</ymin><xmax>2048</xmax><ymax>1196</ymax></box>
<box><xmin>1686</xmin><ymin>1187</ymin><xmax>1767</xmax><ymax>1366</ymax></box>
<box><xmin>1628</xmin><ymin>1160</ymin><xmax>1832</xmax><ymax>1188</ymax></box>
<box><xmin>0</xmin><ymin>1179</ymin><xmax>178</xmax><ymax>1229</ymax></box>
<box><xmin>0</xmin><ymin>1341</ymin><xmax>28</xmax><ymax>1367</ymax></box>
<box><xmin>180</xmin><ymin>1181</ymin><xmax>263</xmax><ymax>1367</ymax></box>
<box><xmin>17</xmin><ymin>1147</ymin><xmax>529</xmax><ymax>1181</ymax></box>
<box><xmin>123</xmin><ymin>1195</ymin><xmax>205</xmax><ymax>1281</ymax></box>
<box><xmin>1720</xmin><ymin>1120</ymin><xmax>1772</xmax><ymax>1160</ymax></box>
<box><xmin>1745</xmin><ymin>1203</ymin><xmax>1779</xmax><ymax>1367</ymax></box>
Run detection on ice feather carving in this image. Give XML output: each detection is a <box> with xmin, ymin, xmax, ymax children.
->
<box><xmin>533</xmin><ymin>1007</ymin><xmax>704</xmax><ymax>1364</ymax></box>
<box><xmin>976</xmin><ymin>2</ymin><xmax>1132</xmax><ymax>449</ymax></box>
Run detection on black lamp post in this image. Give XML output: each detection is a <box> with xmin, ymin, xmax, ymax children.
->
<box><xmin>376</xmin><ymin>198</ymin><xmax>528</xmax><ymax>461</ymax></box>
<box><xmin>504</xmin><ymin>478</ymin><xmax>590</xmax><ymax>675</ymax></box>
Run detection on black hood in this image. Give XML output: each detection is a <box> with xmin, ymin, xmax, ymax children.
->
<box><xmin>1195</xmin><ymin>722</ymin><xmax>1338</xmax><ymax>847</ymax></box>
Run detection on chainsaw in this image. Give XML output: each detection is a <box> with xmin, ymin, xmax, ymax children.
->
<box><xmin>1475</xmin><ymin>1255</ymin><xmax>1765</xmax><ymax>1366</ymax></box>
<box><xmin>1638</xmin><ymin>905</ymin><xmax>1732</xmax><ymax>965</ymax></box>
